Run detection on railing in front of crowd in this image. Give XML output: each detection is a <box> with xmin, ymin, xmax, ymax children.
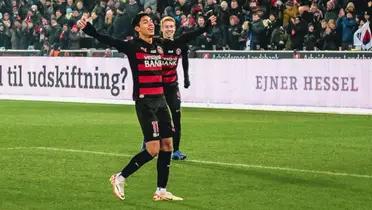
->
<box><xmin>194</xmin><ymin>50</ymin><xmax>372</xmax><ymax>59</ymax></box>
<box><xmin>1</xmin><ymin>49</ymin><xmax>372</xmax><ymax>59</ymax></box>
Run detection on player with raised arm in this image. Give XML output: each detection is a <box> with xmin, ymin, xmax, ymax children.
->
<box><xmin>160</xmin><ymin>16</ymin><xmax>190</xmax><ymax>160</ymax></box>
<box><xmin>78</xmin><ymin>12</ymin><xmax>216</xmax><ymax>201</ymax></box>
<box><xmin>78</xmin><ymin>13</ymin><xmax>181</xmax><ymax>201</ymax></box>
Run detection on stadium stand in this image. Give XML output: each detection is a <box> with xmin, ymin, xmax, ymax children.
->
<box><xmin>0</xmin><ymin>0</ymin><xmax>371</xmax><ymax>53</ymax></box>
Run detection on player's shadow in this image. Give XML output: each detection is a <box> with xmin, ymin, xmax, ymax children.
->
<box><xmin>176</xmin><ymin>160</ymin><xmax>367</xmax><ymax>193</ymax></box>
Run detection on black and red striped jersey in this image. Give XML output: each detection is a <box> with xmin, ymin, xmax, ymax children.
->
<box><xmin>160</xmin><ymin>43</ymin><xmax>189</xmax><ymax>87</ymax></box>
<box><xmin>83</xmin><ymin>21</ymin><xmax>209</xmax><ymax>99</ymax></box>
<box><xmin>83</xmin><ymin>22</ymin><xmax>165</xmax><ymax>100</ymax></box>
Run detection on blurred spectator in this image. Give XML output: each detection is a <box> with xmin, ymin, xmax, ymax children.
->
<box><xmin>22</xmin><ymin>21</ymin><xmax>35</xmax><ymax>49</ymax></box>
<box><xmin>54</xmin><ymin>0</ymin><xmax>67</xmax><ymax>14</ymax></box>
<box><xmin>309</xmin><ymin>2</ymin><xmax>323</xmax><ymax>21</ymax></box>
<box><xmin>70</xmin><ymin>8</ymin><xmax>82</xmax><ymax>25</ymax></box>
<box><xmin>240</xmin><ymin>20</ymin><xmax>250</xmax><ymax>50</ymax></box>
<box><xmin>0</xmin><ymin>1</ymin><xmax>7</xmax><ymax>14</ymax></box>
<box><xmin>175</xmin><ymin>0</ymin><xmax>194</xmax><ymax>16</ymax></box>
<box><xmin>49</xmin><ymin>43</ymin><xmax>61</xmax><ymax>56</ymax></box>
<box><xmin>270</xmin><ymin>26</ymin><xmax>290</xmax><ymax>50</ymax></box>
<box><xmin>112</xmin><ymin>4</ymin><xmax>132</xmax><ymax>40</ymax></box>
<box><xmin>287</xmin><ymin>16</ymin><xmax>306</xmax><ymax>50</ymax></box>
<box><xmin>104</xmin><ymin>9</ymin><xmax>114</xmax><ymax>35</ymax></box>
<box><xmin>193</xmin><ymin>16</ymin><xmax>213</xmax><ymax>50</ymax></box>
<box><xmin>140</xmin><ymin>0</ymin><xmax>157</xmax><ymax>12</ymax></box>
<box><xmin>76</xmin><ymin>1</ymin><xmax>84</xmax><ymax>16</ymax></box>
<box><xmin>283</xmin><ymin>1</ymin><xmax>299</xmax><ymax>26</ymax></box>
<box><xmin>10</xmin><ymin>20</ymin><xmax>23</xmax><ymax>49</ymax></box>
<box><xmin>158</xmin><ymin>0</ymin><xmax>174</xmax><ymax>15</ymax></box>
<box><xmin>270</xmin><ymin>0</ymin><xmax>285</xmax><ymax>18</ymax></box>
<box><xmin>59</xmin><ymin>23</ymin><xmax>70</xmax><ymax>49</ymax></box>
<box><xmin>227</xmin><ymin>15</ymin><xmax>242</xmax><ymax>50</ymax></box>
<box><xmin>324</xmin><ymin>0</ymin><xmax>338</xmax><ymax>21</ymax></box>
<box><xmin>48</xmin><ymin>18</ymin><xmax>62</xmax><ymax>45</ymax></box>
<box><xmin>65</xmin><ymin>7</ymin><xmax>76</xmax><ymax>26</ymax></box>
<box><xmin>210</xmin><ymin>18</ymin><xmax>224</xmax><ymax>50</ymax></box>
<box><xmin>92</xmin><ymin>1</ymin><xmax>107</xmax><ymax>32</ymax></box>
<box><xmin>337</xmin><ymin>9</ymin><xmax>357</xmax><ymax>50</ymax></box>
<box><xmin>56</xmin><ymin>9</ymin><xmax>67</xmax><ymax>26</ymax></box>
<box><xmin>321</xmin><ymin>19</ymin><xmax>340</xmax><ymax>50</ymax></box>
<box><xmin>230</xmin><ymin>0</ymin><xmax>243</xmax><ymax>21</ymax></box>
<box><xmin>303</xmin><ymin>23</ymin><xmax>318</xmax><ymax>50</ymax></box>
<box><xmin>266</xmin><ymin>13</ymin><xmax>281</xmax><ymax>48</ymax></box>
<box><xmin>345</xmin><ymin>2</ymin><xmax>356</xmax><ymax>15</ymax></box>
<box><xmin>42</xmin><ymin>0</ymin><xmax>55</xmax><ymax>20</ymax></box>
<box><xmin>0</xmin><ymin>23</ymin><xmax>12</xmax><ymax>49</ymax></box>
<box><xmin>66</xmin><ymin>0</ymin><xmax>74</xmax><ymax>11</ymax></box>
<box><xmin>41</xmin><ymin>41</ymin><xmax>51</xmax><ymax>56</ymax></box>
<box><xmin>126</xmin><ymin>0</ymin><xmax>140</xmax><ymax>22</ymax></box>
<box><xmin>177</xmin><ymin>14</ymin><xmax>197</xmax><ymax>37</ymax></box>
<box><xmin>217</xmin><ymin>1</ymin><xmax>230</xmax><ymax>46</ymax></box>
<box><xmin>250</xmin><ymin>13</ymin><xmax>267</xmax><ymax>50</ymax></box>
<box><xmin>2</xmin><ymin>12</ymin><xmax>12</xmax><ymax>29</ymax></box>
<box><xmin>165</xmin><ymin>6</ymin><xmax>176</xmax><ymax>17</ymax></box>
<box><xmin>104</xmin><ymin>48</ymin><xmax>112</xmax><ymax>57</ymax></box>
<box><xmin>174</xmin><ymin>7</ymin><xmax>183</xmax><ymax>26</ymax></box>
<box><xmin>68</xmin><ymin>24</ymin><xmax>81</xmax><ymax>49</ymax></box>
<box><xmin>204</xmin><ymin>0</ymin><xmax>218</xmax><ymax>14</ymax></box>
<box><xmin>83</xmin><ymin>0</ymin><xmax>96</xmax><ymax>11</ymax></box>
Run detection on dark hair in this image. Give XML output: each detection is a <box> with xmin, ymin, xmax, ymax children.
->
<box><xmin>131</xmin><ymin>12</ymin><xmax>150</xmax><ymax>28</ymax></box>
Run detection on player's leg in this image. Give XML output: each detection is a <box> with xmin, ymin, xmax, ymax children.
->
<box><xmin>156</xmin><ymin>137</ymin><xmax>172</xmax><ymax>194</ymax></box>
<box><xmin>166</xmin><ymin>86</ymin><xmax>186</xmax><ymax>160</ymax></box>
<box><xmin>110</xmin><ymin>98</ymin><xmax>160</xmax><ymax>200</ymax></box>
<box><xmin>153</xmin><ymin>97</ymin><xmax>183</xmax><ymax>201</ymax></box>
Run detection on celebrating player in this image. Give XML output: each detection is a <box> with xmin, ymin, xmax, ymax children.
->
<box><xmin>159</xmin><ymin>16</ymin><xmax>190</xmax><ymax>160</ymax></box>
<box><xmin>78</xmin><ymin>12</ymin><xmax>216</xmax><ymax>201</ymax></box>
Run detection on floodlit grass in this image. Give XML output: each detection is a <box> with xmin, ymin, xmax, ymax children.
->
<box><xmin>0</xmin><ymin>100</ymin><xmax>371</xmax><ymax>210</ymax></box>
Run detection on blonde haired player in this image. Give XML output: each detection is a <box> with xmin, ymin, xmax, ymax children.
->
<box><xmin>159</xmin><ymin>16</ymin><xmax>190</xmax><ymax>160</ymax></box>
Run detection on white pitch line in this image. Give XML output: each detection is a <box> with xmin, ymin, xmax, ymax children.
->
<box><xmin>3</xmin><ymin>146</ymin><xmax>372</xmax><ymax>179</ymax></box>
<box><xmin>185</xmin><ymin>159</ymin><xmax>372</xmax><ymax>179</ymax></box>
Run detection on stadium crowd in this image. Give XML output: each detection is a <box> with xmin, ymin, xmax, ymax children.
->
<box><xmin>0</xmin><ymin>0</ymin><xmax>371</xmax><ymax>53</ymax></box>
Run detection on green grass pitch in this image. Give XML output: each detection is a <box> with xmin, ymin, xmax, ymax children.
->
<box><xmin>0</xmin><ymin>100</ymin><xmax>371</xmax><ymax>210</ymax></box>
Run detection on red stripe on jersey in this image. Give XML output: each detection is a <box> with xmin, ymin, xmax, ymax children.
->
<box><xmin>164</xmin><ymin>69</ymin><xmax>177</xmax><ymax>76</ymax></box>
<box><xmin>139</xmin><ymin>75</ymin><xmax>162</xmax><ymax>83</ymax></box>
<box><xmin>138</xmin><ymin>64</ymin><xmax>162</xmax><ymax>71</ymax></box>
<box><xmin>139</xmin><ymin>87</ymin><xmax>164</xmax><ymax>95</ymax></box>
<box><xmin>136</xmin><ymin>53</ymin><xmax>145</xmax><ymax>59</ymax></box>
<box><xmin>163</xmin><ymin>76</ymin><xmax>177</xmax><ymax>83</ymax></box>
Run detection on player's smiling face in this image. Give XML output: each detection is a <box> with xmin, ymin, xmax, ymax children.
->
<box><xmin>161</xmin><ymin>20</ymin><xmax>175</xmax><ymax>39</ymax></box>
<box><xmin>136</xmin><ymin>16</ymin><xmax>155</xmax><ymax>37</ymax></box>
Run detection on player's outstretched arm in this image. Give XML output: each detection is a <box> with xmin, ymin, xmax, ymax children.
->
<box><xmin>174</xmin><ymin>15</ymin><xmax>217</xmax><ymax>45</ymax></box>
<box><xmin>181</xmin><ymin>46</ymin><xmax>190</xmax><ymax>88</ymax></box>
<box><xmin>77</xmin><ymin>18</ymin><xmax>130</xmax><ymax>54</ymax></box>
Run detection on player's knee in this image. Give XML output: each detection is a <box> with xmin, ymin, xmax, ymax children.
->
<box><xmin>146</xmin><ymin>147</ymin><xmax>159</xmax><ymax>157</ymax></box>
<box><xmin>160</xmin><ymin>138</ymin><xmax>173</xmax><ymax>151</ymax></box>
<box><xmin>146</xmin><ymin>141</ymin><xmax>160</xmax><ymax>157</ymax></box>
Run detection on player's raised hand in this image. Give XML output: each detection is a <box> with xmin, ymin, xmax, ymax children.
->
<box><xmin>77</xmin><ymin>17</ymin><xmax>88</xmax><ymax>30</ymax></box>
<box><xmin>184</xmin><ymin>79</ymin><xmax>190</xmax><ymax>89</ymax></box>
<box><xmin>209</xmin><ymin>15</ymin><xmax>217</xmax><ymax>26</ymax></box>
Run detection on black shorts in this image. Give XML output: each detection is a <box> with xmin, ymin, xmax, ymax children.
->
<box><xmin>164</xmin><ymin>85</ymin><xmax>181</xmax><ymax>112</ymax></box>
<box><xmin>135</xmin><ymin>96</ymin><xmax>174</xmax><ymax>142</ymax></box>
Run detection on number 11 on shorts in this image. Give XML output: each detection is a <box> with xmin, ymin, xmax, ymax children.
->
<box><xmin>152</xmin><ymin>121</ymin><xmax>159</xmax><ymax>138</ymax></box>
